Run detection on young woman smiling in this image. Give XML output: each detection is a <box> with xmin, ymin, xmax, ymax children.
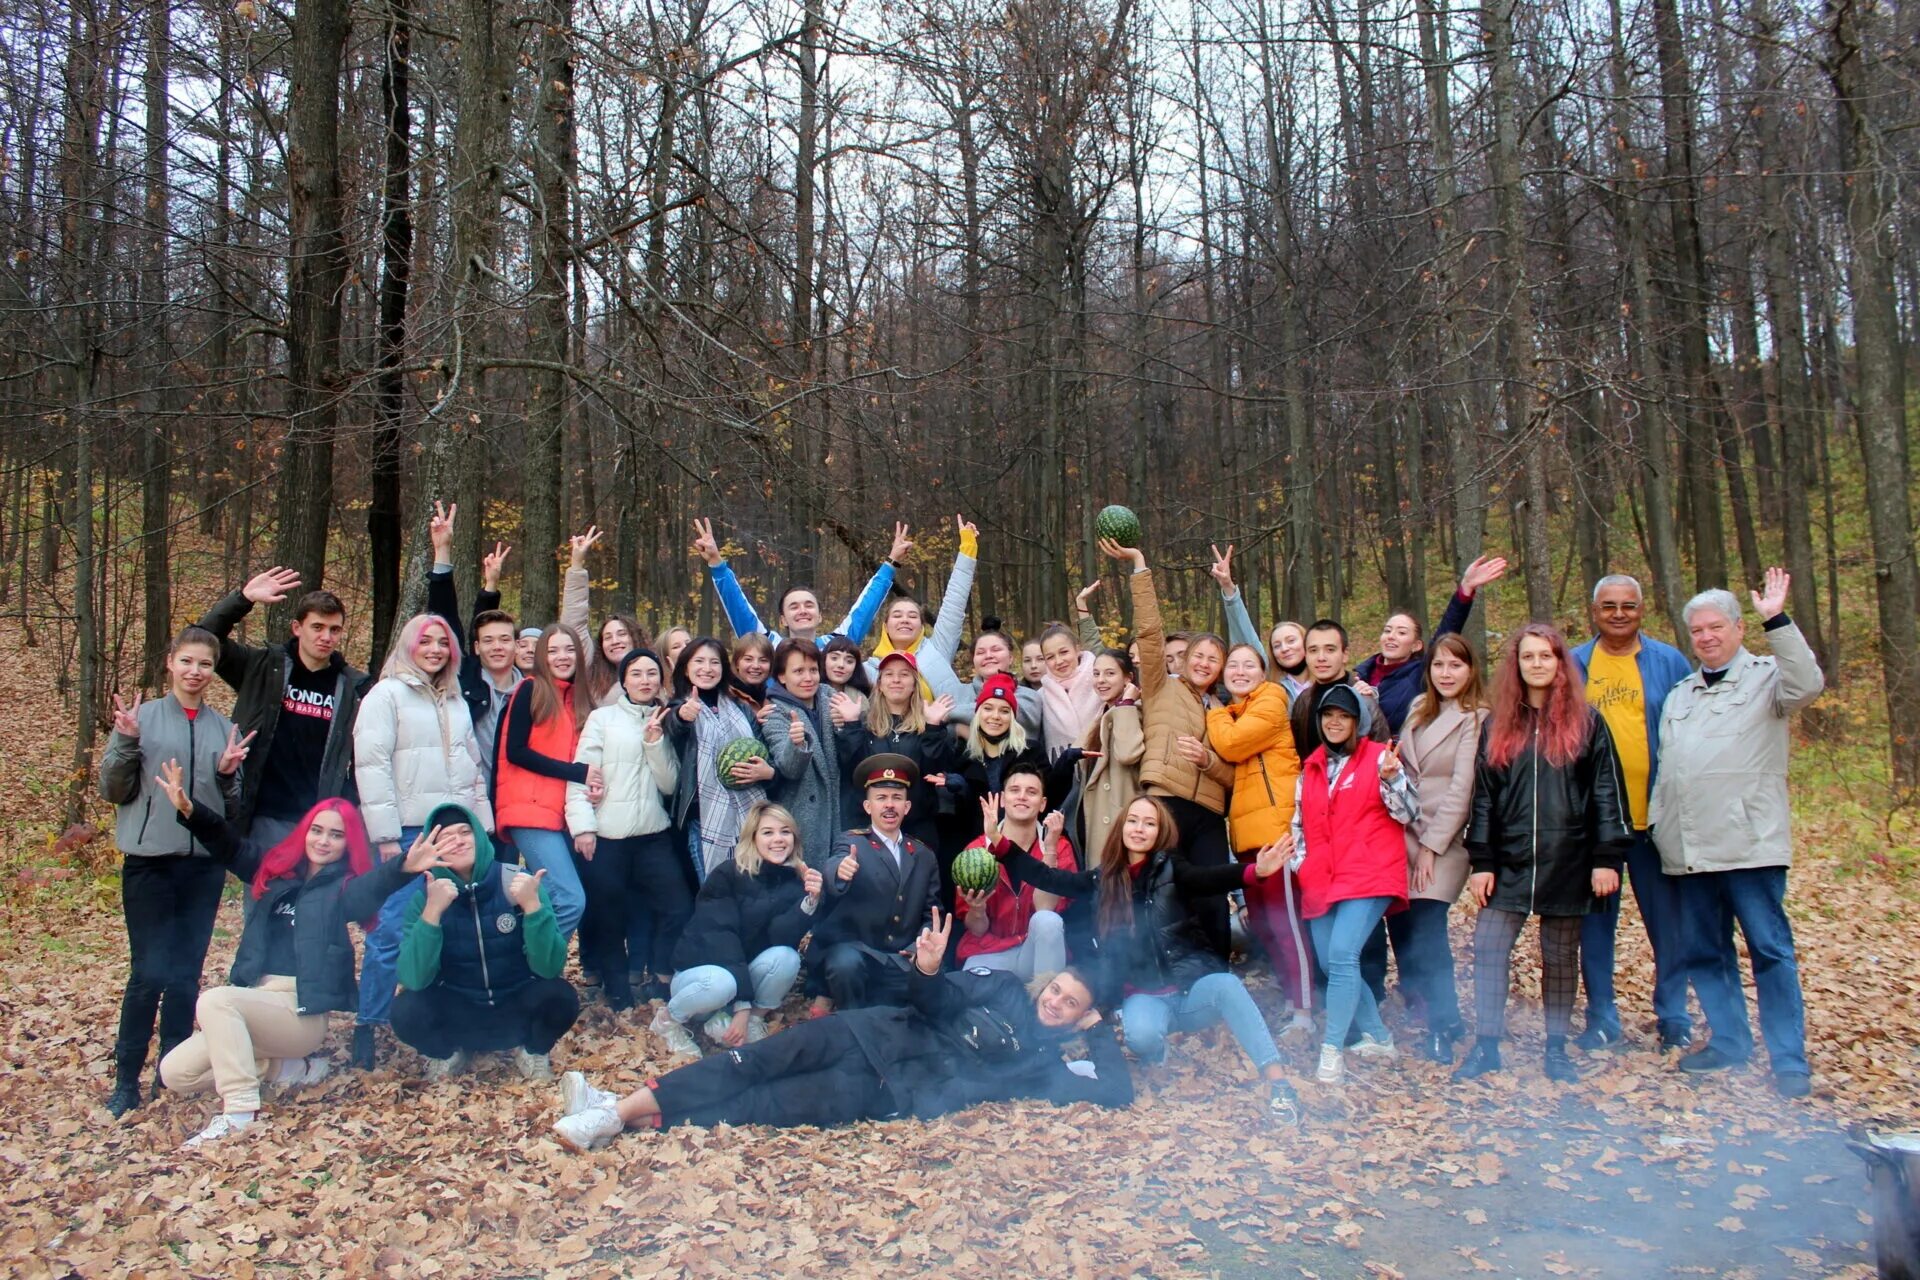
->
<box><xmin>832</xmin><ymin>651</ymin><xmax>957</xmax><ymax>853</ymax></box>
<box><xmin>665</xmin><ymin>637</ymin><xmax>775</xmax><ymax>883</ymax></box>
<box><xmin>495</xmin><ymin>625</ymin><xmax>599</xmax><ymax>939</ymax></box>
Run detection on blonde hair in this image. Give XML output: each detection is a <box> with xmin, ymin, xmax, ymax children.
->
<box><xmin>381</xmin><ymin>614</ymin><xmax>461</xmax><ymax>697</ymax></box>
<box><xmin>964</xmin><ymin>705</ymin><xmax>1029</xmax><ymax>761</ymax></box>
<box><xmin>865</xmin><ymin>667</ymin><xmax>929</xmax><ymax>735</ymax></box>
<box><xmin>733</xmin><ymin>802</ymin><xmax>807</xmax><ymax>877</ymax></box>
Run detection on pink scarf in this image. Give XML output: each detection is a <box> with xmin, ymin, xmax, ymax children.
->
<box><xmin>1040</xmin><ymin>651</ymin><xmax>1104</xmax><ymax>755</ymax></box>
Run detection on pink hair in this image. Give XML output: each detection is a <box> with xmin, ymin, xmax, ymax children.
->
<box><xmin>251</xmin><ymin>798</ymin><xmax>376</xmax><ymax>915</ymax></box>
<box><xmin>1484</xmin><ymin>623</ymin><xmax>1591</xmax><ymax>769</ymax></box>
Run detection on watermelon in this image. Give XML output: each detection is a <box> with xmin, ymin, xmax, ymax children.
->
<box><xmin>716</xmin><ymin>736</ymin><xmax>769</xmax><ymax>790</ymax></box>
<box><xmin>952</xmin><ymin>845</ymin><xmax>1002</xmax><ymax>893</ymax></box>
<box><xmin>1095</xmin><ymin>504</ymin><xmax>1141</xmax><ymax>548</ymax></box>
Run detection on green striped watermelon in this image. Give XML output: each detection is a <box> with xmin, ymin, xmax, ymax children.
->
<box><xmin>1095</xmin><ymin>504</ymin><xmax>1141</xmax><ymax>548</ymax></box>
<box><xmin>952</xmin><ymin>845</ymin><xmax>1002</xmax><ymax>893</ymax></box>
<box><xmin>716</xmin><ymin>736</ymin><xmax>769</xmax><ymax>790</ymax></box>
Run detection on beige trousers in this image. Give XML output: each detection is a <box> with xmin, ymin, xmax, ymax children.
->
<box><xmin>158</xmin><ymin>976</ymin><xmax>326</xmax><ymax>1114</ymax></box>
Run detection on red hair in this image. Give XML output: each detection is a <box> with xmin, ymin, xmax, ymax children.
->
<box><xmin>1484</xmin><ymin>623</ymin><xmax>1590</xmax><ymax>769</ymax></box>
<box><xmin>251</xmin><ymin>798</ymin><xmax>374</xmax><ymax>902</ymax></box>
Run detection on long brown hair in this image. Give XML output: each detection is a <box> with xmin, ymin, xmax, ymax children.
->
<box><xmin>530</xmin><ymin>624</ymin><xmax>595</xmax><ymax>728</ymax></box>
<box><xmin>1094</xmin><ymin>795</ymin><xmax>1178</xmax><ymax>937</ymax></box>
<box><xmin>1405</xmin><ymin>632</ymin><xmax>1484</xmax><ymax>730</ymax></box>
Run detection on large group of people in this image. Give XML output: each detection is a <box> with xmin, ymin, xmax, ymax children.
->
<box><xmin>97</xmin><ymin>504</ymin><xmax>1826</xmax><ymax>1150</ymax></box>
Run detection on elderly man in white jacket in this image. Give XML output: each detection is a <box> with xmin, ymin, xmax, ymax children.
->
<box><xmin>1648</xmin><ymin>568</ymin><xmax>1824</xmax><ymax>1098</ymax></box>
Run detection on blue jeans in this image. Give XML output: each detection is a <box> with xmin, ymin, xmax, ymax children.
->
<box><xmin>1580</xmin><ymin>830</ymin><xmax>1700</xmax><ymax>1034</ymax></box>
<box><xmin>685</xmin><ymin>818</ymin><xmax>708</xmax><ymax>886</ymax></box>
<box><xmin>357</xmin><ymin>826</ymin><xmax>422</xmax><ymax>1027</ymax></box>
<box><xmin>1677</xmin><ymin>866</ymin><xmax>1807</xmax><ymax>1075</ymax></box>
<box><xmin>1310</xmin><ymin>897</ymin><xmax>1393</xmax><ymax>1051</ymax></box>
<box><xmin>1120</xmin><ymin>971</ymin><xmax>1280</xmax><ymax>1071</ymax></box>
<box><xmin>509</xmin><ymin>826</ymin><xmax>585</xmax><ymax>940</ymax></box>
<box><xmin>667</xmin><ymin>947</ymin><xmax>804</xmax><ymax>1022</ymax></box>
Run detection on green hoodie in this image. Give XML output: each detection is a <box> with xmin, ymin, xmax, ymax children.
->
<box><xmin>395</xmin><ymin>803</ymin><xmax>567</xmax><ymax>992</ymax></box>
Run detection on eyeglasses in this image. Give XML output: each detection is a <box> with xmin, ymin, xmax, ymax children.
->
<box><xmin>1596</xmin><ymin>603</ymin><xmax>1642</xmax><ymax>613</ymax></box>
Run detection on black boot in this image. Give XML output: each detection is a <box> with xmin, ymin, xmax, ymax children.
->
<box><xmin>352</xmin><ymin>1023</ymin><xmax>378</xmax><ymax>1071</ymax></box>
<box><xmin>1452</xmin><ymin>1037</ymin><xmax>1503</xmax><ymax>1081</ymax></box>
<box><xmin>106</xmin><ymin>1080</ymin><xmax>142</xmax><ymax>1119</ymax></box>
<box><xmin>1420</xmin><ymin>1025</ymin><xmax>1461</xmax><ymax>1064</ymax></box>
<box><xmin>1544</xmin><ymin>1035</ymin><xmax>1579</xmax><ymax>1083</ymax></box>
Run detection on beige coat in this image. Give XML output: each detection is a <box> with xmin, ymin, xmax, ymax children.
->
<box><xmin>1077</xmin><ymin>702</ymin><xmax>1145</xmax><ymax>857</ymax></box>
<box><xmin>1649</xmin><ymin>621</ymin><xmax>1823</xmax><ymax>875</ymax></box>
<box><xmin>1131</xmin><ymin>569</ymin><xmax>1236</xmax><ymax>813</ymax></box>
<box><xmin>1396</xmin><ymin>700</ymin><xmax>1487</xmax><ymax>904</ymax></box>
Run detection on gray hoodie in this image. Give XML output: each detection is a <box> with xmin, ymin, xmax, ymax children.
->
<box><xmin>99</xmin><ymin>694</ymin><xmax>242</xmax><ymax>857</ymax></box>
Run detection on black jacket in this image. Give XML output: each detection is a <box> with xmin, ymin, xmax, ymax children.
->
<box><xmin>819</xmin><ymin>828</ymin><xmax>940</xmax><ymax>954</ymax></box>
<box><xmin>934</xmin><ymin>739</ymin><xmax>1055</xmax><ymax>857</ymax></box>
<box><xmin>1466</xmin><ymin>706</ymin><xmax>1632</xmax><ymax>917</ymax></box>
<box><xmin>426</xmin><ymin>566</ymin><xmax>503</xmax><ymax>732</ymax></box>
<box><xmin>1003</xmin><ymin>846</ymin><xmax>1250</xmax><ymax>1002</ymax></box>
<box><xmin>833</xmin><ymin>717</ymin><xmax>960</xmax><ymax>849</ymax></box>
<box><xmin>197</xmin><ymin>590</ymin><xmax>367</xmax><ymax>831</ymax></box>
<box><xmin>182</xmin><ymin>801</ymin><xmax>412</xmax><ymax>1016</ymax></box>
<box><xmin>672</xmin><ymin>858</ymin><xmax>836</xmax><ymax>994</ymax></box>
<box><xmin>839</xmin><ymin>967</ymin><xmax>1133</xmax><ymax>1118</ymax></box>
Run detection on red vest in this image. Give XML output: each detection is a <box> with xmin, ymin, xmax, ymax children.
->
<box><xmin>1295</xmin><ymin>738</ymin><xmax>1411</xmax><ymax>920</ymax></box>
<box><xmin>493</xmin><ymin>681</ymin><xmax>580</xmax><ymax>832</ymax></box>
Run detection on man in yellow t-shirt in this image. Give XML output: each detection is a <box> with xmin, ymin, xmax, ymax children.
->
<box><xmin>1570</xmin><ymin>575</ymin><xmax>1702</xmax><ymax>1052</ymax></box>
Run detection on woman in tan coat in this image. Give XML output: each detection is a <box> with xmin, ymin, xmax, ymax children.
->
<box><xmin>1102</xmin><ymin>538</ymin><xmax>1238</xmax><ymax>959</ymax></box>
<box><xmin>1069</xmin><ymin>648</ymin><xmax>1146</xmax><ymax>858</ymax></box>
<box><xmin>1393</xmin><ymin>633</ymin><xmax>1487</xmax><ymax>1063</ymax></box>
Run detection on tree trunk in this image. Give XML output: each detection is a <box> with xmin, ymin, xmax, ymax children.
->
<box><xmin>523</xmin><ymin>0</ymin><xmax>575</xmax><ymax>625</ymax></box>
<box><xmin>369</xmin><ymin>0</ymin><xmax>412</xmax><ymax>666</ymax></box>
<box><xmin>139</xmin><ymin>0</ymin><xmax>172</xmax><ymax>682</ymax></box>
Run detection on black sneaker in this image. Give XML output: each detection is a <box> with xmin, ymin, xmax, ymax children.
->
<box><xmin>1774</xmin><ymin>1071</ymin><xmax>1812</xmax><ymax>1099</ymax></box>
<box><xmin>1677</xmin><ymin>1043</ymin><xmax>1749</xmax><ymax>1074</ymax></box>
<box><xmin>1452</xmin><ymin>1039</ymin><xmax>1503</xmax><ymax>1081</ymax></box>
<box><xmin>1420</xmin><ymin>1027</ymin><xmax>1461</xmax><ymax>1064</ymax></box>
<box><xmin>1544</xmin><ymin>1039</ymin><xmax>1579</xmax><ymax>1083</ymax></box>
<box><xmin>1267</xmin><ymin>1080</ymin><xmax>1302</xmax><ymax>1128</ymax></box>
<box><xmin>352</xmin><ymin>1023</ymin><xmax>378</xmax><ymax>1071</ymax></box>
<box><xmin>1574</xmin><ymin>1024</ymin><xmax>1619</xmax><ymax>1052</ymax></box>
<box><xmin>106</xmin><ymin>1081</ymin><xmax>141</xmax><ymax>1118</ymax></box>
<box><xmin>1657</xmin><ymin>1021</ymin><xmax>1695</xmax><ymax>1051</ymax></box>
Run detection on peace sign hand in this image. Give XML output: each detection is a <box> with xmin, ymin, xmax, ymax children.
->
<box><xmin>217</xmin><ymin>726</ymin><xmax>256</xmax><ymax>776</ymax></box>
<box><xmin>481</xmin><ymin>542</ymin><xmax>511</xmax><ymax>591</ymax></box>
<box><xmin>1378</xmin><ymin>743</ymin><xmax>1402</xmax><ymax>781</ymax></box>
<box><xmin>690</xmin><ymin>517</ymin><xmax>722</xmax><ymax>567</ymax></box>
<box><xmin>429</xmin><ymin>500</ymin><xmax>457</xmax><ymax>557</ymax></box>
<box><xmin>889</xmin><ymin>522</ymin><xmax>914</xmax><ymax>563</ymax></box>
<box><xmin>111</xmin><ymin>692</ymin><xmax>143</xmax><ymax>738</ymax></box>
<box><xmin>569</xmin><ymin>526</ymin><xmax>603</xmax><ymax>569</ymax></box>
<box><xmin>643</xmin><ymin>705</ymin><xmax>670</xmax><ymax>744</ymax></box>
<box><xmin>1208</xmin><ymin>543</ymin><xmax>1235</xmax><ymax>592</ymax></box>
<box><xmin>914</xmin><ymin>906</ymin><xmax>953</xmax><ymax>975</ymax></box>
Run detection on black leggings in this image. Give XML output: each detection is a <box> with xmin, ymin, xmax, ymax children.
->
<box><xmin>1157</xmin><ymin>793</ymin><xmax>1233</xmax><ymax>960</ymax></box>
<box><xmin>576</xmin><ymin>831</ymin><xmax>693</xmax><ymax>999</ymax></box>
<box><xmin>392</xmin><ymin>977</ymin><xmax>581</xmax><ymax>1057</ymax></box>
<box><xmin>652</xmin><ymin>1014</ymin><xmax>894</xmax><ymax>1128</ymax></box>
<box><xmin>116</xmin><ymin>855</ymin><xmax>226</xmax><ymax>1083</ymax></box>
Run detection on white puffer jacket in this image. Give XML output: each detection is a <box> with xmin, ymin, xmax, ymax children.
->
<box><xmin>353</xmin><ymin>673</ymin><xmax>492</xmax><ymax>844</ymax></box>
<box><xmin>567</xmin><ymin>698</ymin><xmax>680</xmax><ymax>839</ymax></box>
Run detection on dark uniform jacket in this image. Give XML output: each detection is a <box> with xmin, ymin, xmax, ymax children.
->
<box><xmin>819</xmin><ymin>827</ymin><xmax>939</xmax><ymax>953</ymax></box>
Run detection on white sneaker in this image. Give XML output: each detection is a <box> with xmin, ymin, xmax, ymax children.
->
<box><xmin>650</xmin><ymin>1007</ymin><xmax>700</xmax><ymax>1058</ymax></box>
<box><xmin>560</xmin><ymin>1071</ymin><xmax>618</xmax><ymax>1118</ymax></box>
<box><xmin>183</xmin><ymin>1111</ymin><xmax>254</xmax><ymax>1149</ymax></box>
<box><xmin>701</xmin><ymin>1010</ymin><xmax>735</xmax><ymax>1043</ymax></box>
<box><xmin>273</xmin><ymin>1055</ymin><xmax>331</xmax><ymax>1091</ymax></box>
<box><xmin>514</xmin><ymin>1048</ymin><xmax>553</xmax><ymax>1082</ymax></box>
<box><xmin>1280</xmin><ymin>1011</ymin><xmax>1317</xmax><ymax>1039</ymax></box>
<box><xmin>1316</xmin><ymin>1045</ymin><xmax>1344</xmax><ymax>1084</ymax></box>
<box><xmin>553</xmin><ymin>1104</ymin><xmax>624</xmax><ymax>1153</ymax></box>
<box><xmin>1350</xmin><ymin>1034</ymin><xmax>1398</xmax><ymax>1060</ymax></box>
<box><xmin>745</xmin><ymin>1014</ymin><xmax>770</xmax><ymax>1043</ymax></box>
<box><xmin>422</xmin><ymin>1050</ymin><xmax>470</xmax><ymax>1081</ymax></box>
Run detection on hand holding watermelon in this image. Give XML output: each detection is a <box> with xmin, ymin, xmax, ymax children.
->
<box><xmin>1097</xmin><ymin>536</ymin><xmax>1145</xmax><ymax>572</ymax></box>
<box><xmin>717</xmin><ymin>737</ymin><xmax>772</xmax><ymax>789</ymax></box>
<box><xmin>950</xmin><ymin>845</ymin><xmax>1001</xmax><ymax>894</ymax></box>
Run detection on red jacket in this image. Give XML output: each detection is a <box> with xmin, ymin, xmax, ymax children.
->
<box><xmin>956</xmin><ymin>833</ymin><xmax>1078</xmax><ymax>961</ymax></box>
<box><xmin>1295</xmin><ymin>738</ymin><xmax>1410</xmax><ymax>920</ymax></box>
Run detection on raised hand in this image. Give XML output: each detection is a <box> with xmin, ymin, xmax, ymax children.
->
<box><xmin>926</xmin><ymin>693</ymin><xmax>954</xmax><ymax>725</ymax></box>
<box><xmin>1459</xmin><ymin>554</ymin><xmax>1510</xmax><ymax>595</ymax></box>
<box><xmin>217</xmin><ymin>726</ymin><xmax>256</xmax><ymax>776</ymax></box>
<box><xmin>677</xmin><ymin>698</ymin><xmax>700</xmax><ymax>724</ymax></box>
<box><xmin>429</xmin><ymin>500</ymin><xmax>457</xmax><ymax>558</ymax></box>
<box><xmin>802</xmin><ymin>866</ymin><xmax>824</xmax><ymax>900</ymax></box>
<box><xmin>644</xmin><ymin>705</ymin><xmax>670</xmax><ymax>744</ymax></box>
<box><xmin>111</xmin><ymin>692</ymin><xmax>143</xmax><ymax>738</ymax></box>
<box><xmin>1097</xmin><ymin>536</ymin><xmax>1145</xmax><ymax>570</ymax></box>
<box><xmin>569</xmin><ymin>526</ymin><xmax>603</xmax><ymax>569</ymax></box>
<box><xmin>889</xmin><ymin>522</ymin><xmax>914</xmax><ymax>563</ymax></box>
<box><xmin>481</xmin><ymin>542</ymin><xmax>511</xmax><ymax>591</ymax></box>
<box><xmin>980</xmin><ymin>793</ymin><xmax>1003</xmax><ymax>840</ymax></box>
<box><xmin>574</xmin><ymin>832</ymin><xmax>598</xmax><ymax>860</ymax></box>
<box><xmin>153</xmin><ymin>758</ymin><xmax>191</xmax><ymax>817</ymax></box>
<box><xmin>421</xmin><ymin>873</ymin><xmax>461</xmax><ymax>921</ymax></box>
<box><xmin>1041</xmin><ymin>809</ymin><xmax>1065</xmax><ymax>858</ymax></box>
<box><xmin>1208</xmin><ymin>543</ymin><xmax>1236</xmax><ymax>592</ymax></box>
<box><xmin>836</xmin><ymin>848</ymin><xmax>861</xmax><ymax>883</ymax></box>
<box><xmin>402</xmin><ymin>825</ymin><xmax>447</xmax><ymax>874</ymax></box>
<box><xmin>829</xmin><ymin>691</ymin><xmax>862</xmax><ymax>726</ymax></box>
<box><xmin>1075</xmin><ymin>579</ymin><xmax>1103</xmax><ymax>614</ymax></box>
<box><xmin>506</xmin><ymin>866</ymin><xmax>548</xmax><ymax>913</ymax></box>
<box><xmin>913</xmin><ymin>905</ymin><xmax>953</xmax><ymax>975</ymax></box>
<box><xmin>956</xmin><ymin>513</ymin><xmax>977</xmax><ymax>543</ymax></box>
<box><xmin>242</xmin><ymin>566</ymin><xmax>302</xmax><ymax>606</ymax></box>
<box><xmin>1752</xmin><ymin>566</ymin><xmax>1790</xmax><ymax>619</ymax></box>
<box><xmin>1378</xmin><ymin>743</ymin><xmax>1402</xmax><ymax>781</ymax></box>
<box><xmin>690</xmin><ymin>517</ymin><xmax>722</xmax><ymax>568</ymax></box>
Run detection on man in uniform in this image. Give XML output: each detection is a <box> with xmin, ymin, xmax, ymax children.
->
<box><xmin>815</xmin><ymin>754</ymin><xmax>942</xmax><ymax>1009</ymax></box>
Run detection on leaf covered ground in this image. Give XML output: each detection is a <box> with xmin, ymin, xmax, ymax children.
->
<box><xmin>1</xmin><ymin>611</ymin><xmax>1915</xmax><ymax>1279</ymax></box>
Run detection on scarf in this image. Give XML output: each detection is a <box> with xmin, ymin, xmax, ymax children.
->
<box><xmin>1040</xmin><ymin>650</ymin><xmax>1103</xmax><ymax>756</ymax></box>
<box><xmin>692</xmin><ymin>694</ymin><xmax>766</xmax><ymax>875</ymax></box>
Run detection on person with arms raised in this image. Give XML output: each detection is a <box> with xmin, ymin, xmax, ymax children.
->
<box><xmin>1650</xmin><ymin>569</ymin><xmax>1824</xmax><ymax>1098</ymax></box>
<box><xmin>98</xmin><ymin>630</ymin><xmax>251</xmax><ymax>1117</ymax></box>
<box><xmin>393</xmin><ymin>804</ymin><xmax>580</xmax><ymax>1081</ymax></box>
<box><xmin>196</xmin><ymin>566</ymin><xmax>366</xmax><ymax>847</ymax></box>
<box><xmin>421</xmin><ymin>503</ymin><xmax>519</xmax><ymax>775</ymax></box>
<box><xmin>691</xmin><ymin>516</ymin><xmax>909</xmax><ymax>647</ymax></box>
<box><xmin>550</xmin><ymin>906</ymin><xmax>1127</xmax><ymax>1149</ymax></box>
<box><xmin>150</xmin><ymin>770</ymin><xmax>442</xmax><ymax>1147</ymax></box>
<box><xmin>1208</xmin><ymin>543</ymin><xmax>1308</xmax><ymax>700</ymax></box>
<box><xmin>863</xmin><ymin>516</ymin><xmax>979</xmax><ymax>703</ymax></box>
